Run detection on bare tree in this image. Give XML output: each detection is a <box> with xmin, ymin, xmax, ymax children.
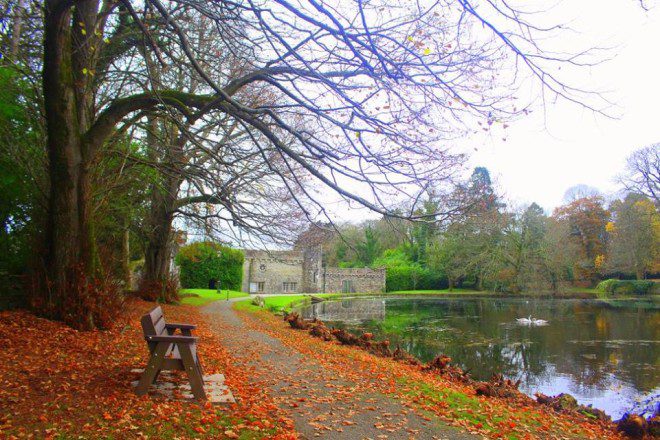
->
<box><xmin>563</xmin><ymin>184</ymin><xmax>602</xmax><ymax>203</ymax></box>
<box><xmin>37</xmin><ymin>0</ymin><xmax>607</xmax><ymax>327</ymax></box>
<box><xmin>619</xmin><ymin>144</ymin><xmax>660</xmax><ymax>206</ymax></box>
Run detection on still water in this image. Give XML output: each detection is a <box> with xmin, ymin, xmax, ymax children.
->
<box><xmin>299</xmin><ymin>296</ymin><xmax>659</xmax><ymax>419</ymax></box>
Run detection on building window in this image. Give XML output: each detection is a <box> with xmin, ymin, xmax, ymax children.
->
<box><xmin>257</xmin><ymin>282</ymin><xmax>265</xmax><ymax>292</ymax></box>
<box><xmin>282</xmin><ymin>282</ymin><xmax>297</xmax><ymax>292</ymax></box>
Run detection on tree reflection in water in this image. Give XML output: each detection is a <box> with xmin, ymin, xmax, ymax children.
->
<box><xmin>300</xmin><ymin>297</ymin><xmax>659</xmax><ymax>419</ymax></box>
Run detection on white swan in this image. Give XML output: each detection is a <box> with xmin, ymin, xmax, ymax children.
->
<box><xmin>516</xmin><ymin>316</ymin><xmax>549</xmax><ymax>326</ymax></box>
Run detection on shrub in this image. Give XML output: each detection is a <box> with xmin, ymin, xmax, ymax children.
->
<box><xmin>175</xmin><ymin>242</ymin><xmax>244</xmax><ymax>290</ymax></box>
<box><xmin>596</xmin><ymin>279</ymin><xmax>657</xmax><ymax>295</ymax></box>
<box><xmin>596</xmin><ymin>279</ymin><xmax>617</xmax><ymax>293</ymax></box>
<box><xmin>29</xmin><ymin>264</ymin><xmax>125</xmax><ymax>330</ymax></box>
<box><xmin>373</xmin><ymin>248</ymin><xmax>444</xmax><ymax>291</ymax></box>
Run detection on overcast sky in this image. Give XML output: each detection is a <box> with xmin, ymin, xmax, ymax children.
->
<box><xmin>319</xmin><ymin>1</ymin><xmax>660</xmax><ymax>223</ymax></box>
<box><xmin>463</xmin><ymin>1</ymin><xmax>660</xmax><ymax>212</ymax></box>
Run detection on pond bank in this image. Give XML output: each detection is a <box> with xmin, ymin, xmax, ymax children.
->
<box><xmin>232</xmin><ymin>298</ymin><xmax>625</xmax><ymax>439</ymax></box>
<box><xmin>294</xmin><ymin>295</ymin><xmax>658</xmax><ymax>420</ymax></box>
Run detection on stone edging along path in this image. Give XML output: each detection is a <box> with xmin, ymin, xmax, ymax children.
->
<box><xmin>202</xmin><ymin>299</ymin><xmax>622</xmax><ymax>440</ymax></box>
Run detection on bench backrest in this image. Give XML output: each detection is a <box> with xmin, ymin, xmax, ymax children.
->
<box><xmin>141</xmin><ymin>306</ymin><xmax>166</xmax><ymax>351</ymax></box>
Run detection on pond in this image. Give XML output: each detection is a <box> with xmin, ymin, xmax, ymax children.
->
<box><xmin>299</xmin><ymin>296</ymin><xmax>659</xmax><ymax>419</ymax></box>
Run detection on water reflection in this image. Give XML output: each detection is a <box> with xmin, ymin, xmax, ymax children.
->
<box><xmin>300</xmin><ymin>297</ymin><xmax>660</xmax><ymax>419</ymax></box>
<box><xmin>304</xmin><ymin>299</ymin><xmax>386</xmax><ymax>323</ymax></box>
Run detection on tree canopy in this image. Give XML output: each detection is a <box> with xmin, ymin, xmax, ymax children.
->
<box><xmin>0</xmin><ymin>0</ymin><xmax>628</xmax><ymax>327</ymax></box>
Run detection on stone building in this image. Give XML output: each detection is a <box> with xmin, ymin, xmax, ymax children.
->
<box><xmin>241</xmin><ymin>247</ymin><xmax>385</xmax><ymax>294</ymax></box>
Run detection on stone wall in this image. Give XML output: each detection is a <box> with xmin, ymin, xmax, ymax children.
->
<box><xmin>242</xmin><ymin>250</ymin><xmax>304</xmax><ymax>294</ymax></box>
<box><xmin>323</xmin><ymin>267</ymin><xmax>386</xmax><ymax>294</ymax></box>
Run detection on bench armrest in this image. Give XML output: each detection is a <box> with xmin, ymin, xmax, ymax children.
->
<box><xmin>165</xmin><ymin>323</ymin><xmax>197</xmax><ymax>330</ymax></box>
<box><xmin>146</xmin><ymin>335</ymin><xmax>198</xmax><ymax>343</ymax></box>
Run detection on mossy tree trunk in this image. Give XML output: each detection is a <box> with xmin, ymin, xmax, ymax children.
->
<box><xmin>40</xmin><ymin>0</ymin><xmax>229</xmax><ymax>327</ymax></box>
<box><xmin>42</xmin><ymin>0</ymin><xmax>100</xmax><ymax>328</ymax></box>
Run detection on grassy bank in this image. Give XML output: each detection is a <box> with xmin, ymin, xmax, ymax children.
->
<box><xmin>387</xmin><ymin>288</ymin><xmax>485</xmax><ymax>295</ymax></box>
<box><xmin>391</xmin><ymin>288</ymin><xmax>606</xmax><ymax>298</ymax></box>
<box><xmin>180</xmin><ymin>288</ymin><xmax>248</xmax><ymax>306</ymax></box>
<box><xmin>234</xmin><ymin>294</ymin><xmax>340</xmax><ymax>313</ymax></box>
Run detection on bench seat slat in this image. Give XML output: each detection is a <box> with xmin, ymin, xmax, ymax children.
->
<box><xmin>153</xmin><ymin>316</ymin><xmax>166</xmax><ymax>336</ymax></box>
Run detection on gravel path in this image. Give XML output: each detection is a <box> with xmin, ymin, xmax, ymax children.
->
<box><xmin>203</xmin><ymin>300</ymin><xmax>476</xmax><ymax>440</ymax></box>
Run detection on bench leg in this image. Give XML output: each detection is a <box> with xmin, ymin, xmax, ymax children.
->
<box><xmin>136</xmin><ymin>342</ymin><xmax>168</xmax><ymax>396</ymax></box>
<box><xmin>179</xmin><ymin>343</ymin><xmax>206</xmax><ymax>401</ymax></box>
<box><xmin>196</xmin><ymin>353</ymin><xmax>204</xmax><ymax>376</ymax></box>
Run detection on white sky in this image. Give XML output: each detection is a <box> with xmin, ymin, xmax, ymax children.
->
<box><xmin>322</xmin><ymin>1</ymin><xmax>660</xmax><ymax>223</ymax></box>
<box><xmin>464</xmin><ymin>1</ymin><xmax>660</xmax><ymax>212</ymax></box>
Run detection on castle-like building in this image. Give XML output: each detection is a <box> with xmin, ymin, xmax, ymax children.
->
<box><xmin>241</xmin><ymin>246</ymin><xmax>385</xmax><ymax>295</ymax></box>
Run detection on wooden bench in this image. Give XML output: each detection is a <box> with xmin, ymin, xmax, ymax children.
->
<box><xmin>136</xmin><ymin>306</ymin><xmax>206</xmax><ymax>400</ymax></box>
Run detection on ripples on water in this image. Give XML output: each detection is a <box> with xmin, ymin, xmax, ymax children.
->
<box><xmin>299</xmin><ymin>296</ymin><xmax>659</xmax><ymax>419</ymax></box>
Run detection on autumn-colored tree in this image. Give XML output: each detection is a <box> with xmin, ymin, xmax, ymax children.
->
<box><xmin>552</xmin><ymin>197</ymin><xmax>609</xmax><ymax>285</ymax></box>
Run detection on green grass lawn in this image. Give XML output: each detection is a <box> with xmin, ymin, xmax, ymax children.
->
<box><xmin>234</xmin><ymin>293</ymin><xmax>340</xmax><ymax>313</ymax></box>
<box><xmin>179</xmin><ymin>288</ymin><xmax>249</xmax><ymax>306</ymax></box>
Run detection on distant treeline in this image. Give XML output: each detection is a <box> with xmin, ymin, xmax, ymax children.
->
<box><xmin>302</xmin><ymin>168</ymin><xmax>659</xmax><ymax>293</ymax></box>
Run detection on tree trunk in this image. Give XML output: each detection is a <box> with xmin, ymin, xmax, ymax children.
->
<box><xmin>143</xmin><ymin>190</ymin><xmax>177</xmax><ymax>287</ymax></box>
<box><xmin>476</xmin><ymin>275</ymin><xmax>484</xmax><ymax>291</ymax></box>
<box><xmin>140</xmin><ymin>121</ymin><xmax>186</xmax><ymax>301</ymax></box>
<box><xmin>122</xmin><ymin>222</ymin><xmax>130</xmax><ymax>287</ymax></box>
<box><xmin>9</xmin><ymin>0</ymin><xmax>27</xmax><ymax>60</ymax></box>
<box><xmin>41</xmin><ymin>0</ymin><xmax>99</xmax><ymax>329</ymax></box>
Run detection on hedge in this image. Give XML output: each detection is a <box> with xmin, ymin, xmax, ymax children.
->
<box><xmin>385</xmin><ymin>265</ymin><xmax>444</xmax><ymax>291</ymax></box>
<box><xmin>596</xmin><ymin>279</ymin><xmax>658</xmax><ymax>295</ymax></box>
<box><xmin>175</xmin><ymin>242</ymin><xmax>244</xmax><ymax>290</ymax></box>
<box><xmin>372</xmin><ymin>248</ymin><xmax>444</xmax><ymax>291</ymax></box>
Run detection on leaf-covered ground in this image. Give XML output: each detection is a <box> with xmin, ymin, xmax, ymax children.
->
<box><xmin>227</xmin><ymin>301</ymin><xmax>626</xmax><ymax>440</ymax></box>
<box><xmin>0</xmin><ymin>299</ymin><xmax>296</xmax><ymax>439</ymax></box>
<box><xmin>205</xmin><ymin>300</ymin><xmax>476</xmax><ymax>439</ymax></box>
<box><xmin>0</xmin><ymin>297</ymin><xmax>626</xmax><ymax>439</ymax></box>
